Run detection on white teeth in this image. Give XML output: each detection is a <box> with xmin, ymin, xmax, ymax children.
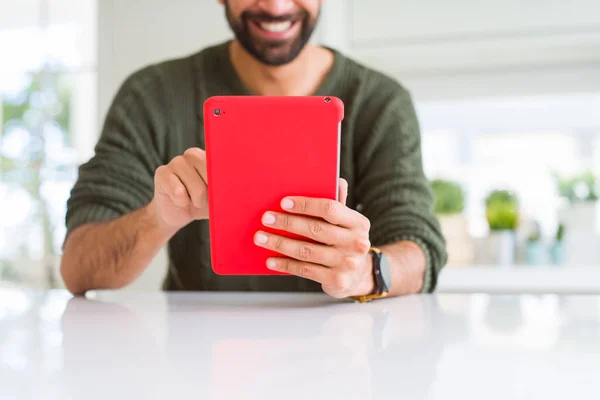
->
<box><xmin>259</xmin><ymin>21</ymin><xmax>292</xmax><ymax>33</ymax></box>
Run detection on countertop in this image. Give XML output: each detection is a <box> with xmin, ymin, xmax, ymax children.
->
<box><xmin>2</xmin><ymin>289</ymin><xmax>600</xmax><ymax>399</ymax></box>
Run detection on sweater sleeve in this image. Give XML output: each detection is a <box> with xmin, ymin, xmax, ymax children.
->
<box><xmin>353</xmin><ymin>85</ymin><xmax>447</xmax><ymax>293</ymax></box>
<box><xmin>64</xmin><ymin>67</ymin><xmax>167</xmax><ymax>239</ymax></box>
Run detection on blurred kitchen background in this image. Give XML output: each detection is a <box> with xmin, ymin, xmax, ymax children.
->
<box><xmin>1</xmin><ymin>0</ymin><xmax>600</xmax><ymax>292</ymax></box>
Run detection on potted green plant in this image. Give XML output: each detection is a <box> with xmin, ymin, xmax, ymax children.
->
<box><xmin>485</xmin><ymin>190</ymin><xmax>519</xmax><ymax>231</ymax></box>
<box><xmin>431</xmin><ymin>179</ymin><xmax>465</xmax><ymax>215</ymax></box>
<box><xmin>550</xmin><ymin>223</ymin><xmax>566</xmax><ymax>265</ymax></box>
<box><xmin>554</xmin><ymin>169</ymin><xmax>598</xmax><ymax>266</ymax></box>
<box><xmin>483</xmin><ymin>189</ymin><xmax>519</xmax><ymax>265</ymax></box>
<box><xmin>555</xmin><ymin>169</ymin><xmax>598</xmax><ymax>233</ymax></box>
<box><xmin>430</xmin><ymin>179</ymin><xmax>473</xmax><ymax>266</ymax></box>
<box><xmin>555</xmin><ymin>170</ymin><xmax>598</xmax><ymax>204</ymax></box>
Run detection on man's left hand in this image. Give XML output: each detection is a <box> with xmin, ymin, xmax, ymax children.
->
<box><xmin>254</xmin><ymin>178</ymin><xmax>375</xmax><ymax>299</ymax></box>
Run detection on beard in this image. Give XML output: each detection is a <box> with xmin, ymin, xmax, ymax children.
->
<box><xmin>224</xmin><ymin>1</ymin><xmax>320</xmax><ymax>66</ymax></box>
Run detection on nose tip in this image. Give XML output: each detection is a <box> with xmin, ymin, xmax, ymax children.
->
<box><xmin>257</xmin><ymin>0</ymin><xmax>296</xmax><ymax>15</ymax></box>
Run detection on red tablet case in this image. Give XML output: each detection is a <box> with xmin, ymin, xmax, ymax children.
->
<box><xmin>203</xmin><ymin>96</ymin><xmax>344</xmax><ymax>275</ymax></box>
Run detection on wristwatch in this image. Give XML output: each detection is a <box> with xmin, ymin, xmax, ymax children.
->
<box><xmin>350</xmin><ymin>247</ymin><xmax>392</xmax><ymax>303</ymax></box>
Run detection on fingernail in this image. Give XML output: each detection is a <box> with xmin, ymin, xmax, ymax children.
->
<box><xmin>281</xmin><ymin>198</ymin><xmax>294</xmax><ymax>210</ymax></box>
<box><xmin>266</xmin><ymin>259</ymin><xmax>277</xmax><ymax>269</ymax></box>
<box><xmin>262</xmin><ymin>212</ymin><xmax>276</xmax><ymax>225</ymax></box>
<box><xmin>255</xmin><ymin>232</ymin><xmax>268</xmax><ymax>245</ymax></box>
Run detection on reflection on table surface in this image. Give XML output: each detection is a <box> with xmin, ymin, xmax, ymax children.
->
<box><xmin>1</xmin><ymin>290</ymin><xmax>600</xmax><ymax>400</ymax></box>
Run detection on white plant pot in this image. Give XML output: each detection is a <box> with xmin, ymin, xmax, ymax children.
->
<box><xmin>437</xmin><ymin>214</ymin><xmax>474</xmax><ymax>267</ymax></box>
<box><xmin>479</xmin><ymin>230</ymin><xmax>517</xmax><ymax>266</ymax></box>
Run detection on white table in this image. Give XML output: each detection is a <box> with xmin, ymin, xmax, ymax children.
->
<box><xmin>2</xmin><ymin>289</ymin><xmax>600</xmax><ymax>399</ymax></box>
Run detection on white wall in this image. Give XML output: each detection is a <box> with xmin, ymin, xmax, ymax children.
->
<box><xmin>345</xmin><ymin>0</ymin><xmax>600</xmax><ymax>101</ymax></box>
<box><xmin>98</xmin><ymin>0</ymin><xmax>232</xmax><ymax>125</ymax></box>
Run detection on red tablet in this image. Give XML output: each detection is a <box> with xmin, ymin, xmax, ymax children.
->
<box><xmin>203</xmin><ymin>96</ymin><xmax>344</xmax><ymax>275</ymax></box>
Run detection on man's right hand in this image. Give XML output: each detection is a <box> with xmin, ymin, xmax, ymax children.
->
<box><xmin>60</xmin><ymin>147</ymin><xmax>208</xmax><ymax>294</ymax></box>
<box><xmin>151</xmin><ymin>147</ymin><xmax>209</xmax><ymax>233</ymax></box>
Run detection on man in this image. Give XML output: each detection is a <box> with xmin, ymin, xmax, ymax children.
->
<box><xmin>60</xmin><ymin>0</ymin><xmax>447</xmax><ymax>299</ymax></box>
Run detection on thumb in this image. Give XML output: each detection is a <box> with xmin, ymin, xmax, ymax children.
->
<box><xmin>338</xmin><ymin>178</ymin><xmax>348</xmax><ymax>205</ymax></box>
<box><xmin>196</xmin><ymin>148</ymin><xmax>208</xmax><ymax>184</ymax></box>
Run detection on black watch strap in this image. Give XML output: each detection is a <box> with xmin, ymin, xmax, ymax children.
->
<box><xmin>350</xmin><ymin>247</ymin><xmax>391</xmax><ymax>303</ymax></box>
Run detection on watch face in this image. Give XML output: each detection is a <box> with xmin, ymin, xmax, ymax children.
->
<box><xmin>380</xmin><ymin>253</ymin><xmax>392</xmax><ymax>291</ymax></box>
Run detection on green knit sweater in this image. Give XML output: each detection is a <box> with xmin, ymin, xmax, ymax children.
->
<box><xmin>65</xmin><ymin>41</ymin><xmax>447</xmax><ymax>292</ymax></box>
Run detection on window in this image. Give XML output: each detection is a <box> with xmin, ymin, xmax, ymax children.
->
<box><xmin>0</xmin><ymin>1</ymin><xmax>97</xmax><ymax>287</ymax></box>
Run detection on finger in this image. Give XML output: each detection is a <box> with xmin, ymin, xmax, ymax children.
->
<box><xmin>266</xmin><ymin>257</ymin><xmax>334</xmax><ymax>285</ymax></box>
<box><xmin>267</xmin><ymin>257</ymin><xmax>357</xmax><ymax>298</ymax></box>
<box><xmin>170</xmin><ymin>155</ymin><xmax>207</xmax><ymax>208</ymax></box>
<box><xmin>155</xmin><ymin>166</ymin><xmax>189</xmax><ymax>208</ymax></box>
<box><xmin>254</xmin><ymin>231</ymin><xmax>342</xmax><ymax>268</ymax></box>
<box><xmin>280</xmin><ymin>196</ymin><xmax>370</xmax><ymax>232</ymax></box>
<box><xmin>183</xmin><ymin>148</ymin><xmax>208</xmax><ymax>184</ymax></box>
<box><xmin>338</xmin><ymin>178</ymin><xmax>348</xmax><ymax>205</ymax></box>
<box><xmin>261</xmin><ymin>211</ymin><xmax>369</xmax><ymax>252</ymax></box>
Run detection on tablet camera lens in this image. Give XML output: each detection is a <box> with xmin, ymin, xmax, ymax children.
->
<box><xmin>214</xmin><ymin>109</ymin><xmax>221</xmax><ymax>116</ymax></box>
<box><xmin>324</xmin><ymin>97</ymin><xmax>331</xmax><ymax>103</ymax></box>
